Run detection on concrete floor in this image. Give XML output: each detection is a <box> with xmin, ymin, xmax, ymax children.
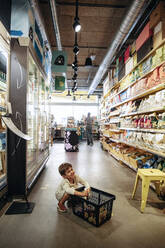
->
<box><xmin>0</xmin><ymin>141</ymin><xmax>165</xmax><ymax>248</ymax></box>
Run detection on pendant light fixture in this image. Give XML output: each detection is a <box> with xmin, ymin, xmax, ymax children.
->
<box><xmin>85</xmin><ymin>57</ymin><xmax>92</xmax><ymax>67</ymax></box>
<box><xmin>73</xmin><ymin>0</ymin><xmax>81</xmax><ymax>32</ymax></box>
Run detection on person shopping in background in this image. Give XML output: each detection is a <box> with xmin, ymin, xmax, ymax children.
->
<box><xmin>55</xmin><ymin>162</ymin><xmax>90</xmax><ymax>213</ymax></box>
<box><xmin>85</xmin><ymin>112</ymin><xmax>93</xmax><ymax>146</ymax></box>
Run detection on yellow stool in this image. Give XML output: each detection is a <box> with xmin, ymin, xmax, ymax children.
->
<box><xmin>132</xmin><ymin>169</ymin><xmax>165</xmax><ymax>213</ymax></box>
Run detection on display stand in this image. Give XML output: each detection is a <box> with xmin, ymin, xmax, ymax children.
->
<box><xmin>64</xmin><ymin>128</ymin><xmax>79</xmax><ymax>152</ymax></box>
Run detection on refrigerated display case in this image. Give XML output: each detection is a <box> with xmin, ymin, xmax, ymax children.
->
<box><xmin>26</xmin><ymin>55</ymin><xmax>49</xmax><ymax>184</ymax></box>
<box><xmin>7</xmin><ymin>37</ymin><xmax>50</xmax><ymax>197</ymax></box>
<box><xmin>0</xmin><ymin>21</ymin><xmax>10</xmax><ymax>202</ymax></box>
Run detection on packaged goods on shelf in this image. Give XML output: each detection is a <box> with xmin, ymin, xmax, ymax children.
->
<box><xmin>125</xmin><ymin>57</ymin><xmax>134</xmax><ymax>75</ymax></box>
<box><xmin>157</xmin><ymin>113</ymin><xmax>165</xmax><ymax>129</ymax></box>
<box><xmin>103</xmin><ymin>76</ymin><xmax>110</xmax><ymax>96</ymax></box>
<box><xmin>0</xmin><ymin>132</ymin><xmax>6</xmax><ymax>150</ymax></box>
<box><xmin>157</xmin><ymin>159</ymin><xmax>165</xmax><ymax>172</ymax></box>
<box><xmin>142</xmin><ymin>56</ymin><xmax>152</xmax><ymax>74</ymax></box>
<box><xmin>159</xmin><ymin>63</ymin><xmax>165</xmax><ymax>82</ymax></box>
<box><xmin>137</xmin><ymin>36</ymin><xmax>153</xmax><ymax>63</ymax></box>
<box><xmin>128</xmin><ymin>152</ymin><xmax>153</xmax><ymax>169</ymax></box>
<box><xmin>119</xmin><ymin>90</ymin><xmax>127</xmax><ymax>102</ymax></box>
<box><xmin>124</xmin><ymin>45</ymin><xmax>130</xmax><ymax>63</ymax></box>
<box><xmin>131</xmin><ymin>41</ymin><xmax>136</xmax><ymax>55</ymax></box>
<box><xmin>130</xmin><ymin>70</ymin><xmax>136</xmax><ymax>83</ymax></box>
<box><xmin>155</xmin><ymin>46</ymin><xmax>165</xmax><ymax>65</ymax></box>
<box><xmin>119</xmin><ymin>74</ymin><xmax>131</xmax><ymax>90</ymax></box>
<box><xmin>136</xmin><ymin>22</ymin><xmax>153</xmax><ymax>51</ymax></box>
<box><xmin>118</xmin><ymin>65</ymin><xmax>125</xmax><ymax>81</ymax></box>
<box><xmin>133</xmin><ymin>53</ymin><xmax>137</xmax><ymax>67</ymax></box>
<box><xmin>67</xmin><ymin>116</ymin><xmax>75</xmax><ymax>128</ymax></box>
<box><xmin>153</xmin><ymin>21</ymin><xmax>165</xmax><ymax>48</ymax></box>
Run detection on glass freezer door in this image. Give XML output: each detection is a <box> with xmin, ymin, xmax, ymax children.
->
<box><xmin>26</xmin><ymin>55</ymin><xmax>39</xmax><ymax>179</ymax></box>
<box><xmin>0</xmin><ymin>25</ymin><xmax>9</xmax><ymax>189</ymax></box>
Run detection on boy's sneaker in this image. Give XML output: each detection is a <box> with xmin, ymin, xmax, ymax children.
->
<box><xmin>57</xmin><ymin>203</ymin><xmax>67</xmax><ymax>213</ymax></box>
<box><xmin>66</xmin><ymin>200</ymin><xmax>73</xmax><ymax>208</ymax></box>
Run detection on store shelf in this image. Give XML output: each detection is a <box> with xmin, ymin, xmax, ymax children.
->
<box><xmin>102</xmin><ymin>140</ymin><xmax>138</xmax><ymax>171</ymax></box>
<box><xmin>120</xmin><ymin>107</ymin><xmax>165</xmax><ymax>117</ymax></box>
<box><xmin>120</xmin><ymin>127</ymin><xmax>165</xmax><ymax>133</ymax></box>
<box><xmin>109</xmin><ymin>112</ymin><xmax>120</xmax><ymax>117</ymax></box>
<box><xmin>109</xmin><ymin>129</ymin><xmax>121</xmax><ymax>132</ymax></box>
<box><xmin>103</xmin><ymin>134</ymin><xmax>110</xmax><ymax>138</ymax></box>
<box><xmin>110</xmin><ymin>83</ymin><xmax>165</xmax><ymax>109</ymax></box>
<box><xmin>109</xmin><ymin>138</ymin><xmax>165</xmax><ymax>158</ymax></box>
<box><xmin>109</xmin><ymin>150</ymin><xmax>137</xmax><ymax>172</ymax></box>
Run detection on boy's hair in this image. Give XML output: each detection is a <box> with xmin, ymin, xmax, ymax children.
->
<box><xmin>58</xmin><ymin>162</ymin><xmax>72</xmax><ymax>176</ymax></box>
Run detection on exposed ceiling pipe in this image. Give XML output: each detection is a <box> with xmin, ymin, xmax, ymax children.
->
<box><xmin>88</xmin><ymin>0</ymin><xmax>149</xmax><ymax>95</ymax></box>
<box><xmin>49</xmin><ymin>0</ymin><xmax>62</xmax><ymax>51</ymax></box>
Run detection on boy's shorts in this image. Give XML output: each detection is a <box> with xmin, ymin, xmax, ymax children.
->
<box><xmin>55</xmin><ymin>190</ymin><xmax>66</xmax><ymax>201</ymax></box>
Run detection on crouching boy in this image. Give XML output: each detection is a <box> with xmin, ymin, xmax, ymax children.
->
<box><xmin>56</xmin><ymin>162</ymin><xmax>90</xmax><ymax>213</ymax></box>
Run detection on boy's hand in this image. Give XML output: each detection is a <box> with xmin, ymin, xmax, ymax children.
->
<box><xmin>81</xmin><ymin>189</ymin><xmax>90</xmax><ymax>197</ymax></box>
<box><xmin>74</xmin><ymin>188</ymin><xmax>91</xmax><ymax>197</ymax></box>
<box><xmin>86</xmin><ymin>188</ymin><xmax>91</xmax><ymax>194</ymax></box>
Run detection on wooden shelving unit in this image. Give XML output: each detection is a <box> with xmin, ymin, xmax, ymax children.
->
<box><xmin>100</xmin><ymin>36</ymin><xmax>165</xmax><ymax>172</ymax></box>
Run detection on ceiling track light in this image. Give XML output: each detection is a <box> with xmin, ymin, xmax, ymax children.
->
<box><xmin>73</xmin><ymin>17</ymin><xmax>81</xmax><ymax>32</ymax></box>
<box><xmin>73</xmin><ymin>44</ymin><xmax>79</xmax><ymax>55</ymax></box>
<box><xmin>72</xmin><ymin>72</ymin><xmax>77</xmax><ymax>80</ymax></box>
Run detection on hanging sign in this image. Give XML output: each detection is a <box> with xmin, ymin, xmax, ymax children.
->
<box><xmin>54</xmin><ymin>76</ymin><xmax>65</xmax><ymax>91</ymax></box>
<box><xmin>51</xmin><ymin>51</ymin><xmax>68</xmax><ymax>73</ymax></box>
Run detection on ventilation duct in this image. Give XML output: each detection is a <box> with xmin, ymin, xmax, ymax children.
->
<box><xmin>49</xmin><ymin>0</ymin><xmax>62</xmax><ymax>51</ymax></box>
<box><xmin>29</xmin><ymin>0</ymin><xmax>51</xmax><ymax>58</ymax></box>
<box><xmin>88</xmin><ymin>0</ymin><xmax>149</xmax><ymax>95</ymax></box>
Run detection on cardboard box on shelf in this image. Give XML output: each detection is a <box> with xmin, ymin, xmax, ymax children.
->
<box><xmin>136</xmin><ymin>22</ymin><xmax>153</xmax><ymax>51</ymax></box>
<box><xmin>150</xmin><ymin>1</ymin><xmax>165</xmax><ymax>29</ymax></box>
<box><xmin>153</xmin><ymin>22</ymin><xmax>165</xmax><ymax>48</ymax></box>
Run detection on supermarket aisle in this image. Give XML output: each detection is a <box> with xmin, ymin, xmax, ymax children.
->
<box><xmin>0</xmin><ymin>141</ymin><xmax>165</xmax><ymax>248</ymax></box>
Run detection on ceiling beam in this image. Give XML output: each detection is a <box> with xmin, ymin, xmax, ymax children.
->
<box><xmin>56</xmin><ymin>1</ymin><xmax>127</xmax><ymax>8</ymax></box>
